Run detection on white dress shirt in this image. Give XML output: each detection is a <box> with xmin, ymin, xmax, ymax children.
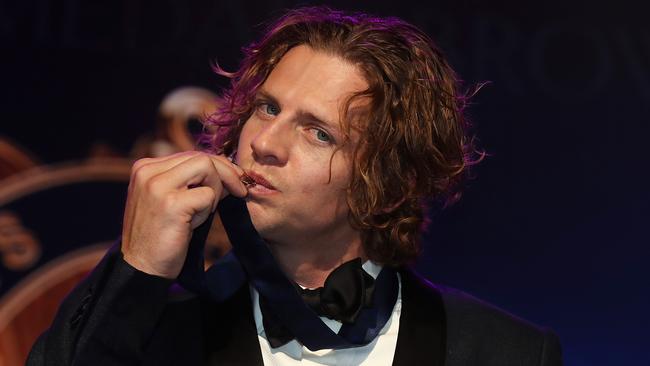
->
<box><xmin>251</xmin><ymin>261</ymin><xmax>402</xmax><ymax>366</ymax></box>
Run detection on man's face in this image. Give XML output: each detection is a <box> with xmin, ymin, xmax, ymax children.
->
<box><xmin>235</xmin><ymin>45</ymin><xmax>368</xmax><ymax>248</ymax></box>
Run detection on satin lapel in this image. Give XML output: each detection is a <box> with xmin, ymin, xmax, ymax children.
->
<box><xmin>392</xmin><ymin>270</ymin><xmax>446</xmax><ymax>366</ymax></box>
<box><xmin>203</xmin><ymin>285</ymin><xmax>264</xmax><ymax>366</ymax></box>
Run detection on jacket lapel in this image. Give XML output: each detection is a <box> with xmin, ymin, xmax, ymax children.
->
<box><xmin>203</xmin><ymin>285</ymin><xmax>264</xmax><ymax>366</ymax></box>
<box><xmin>392</xmin><ymin>270</ymin><xmax>446</xmax><ymax>366</ymax></box>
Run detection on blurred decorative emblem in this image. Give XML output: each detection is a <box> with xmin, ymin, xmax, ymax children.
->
<box><xmin>131</xmin><ymin>86</ymin><xmax>219</xmax><ymax>158</ymax></box>
<box><xmin>0</xmin><ymin>211</ymin><xmax>41</xmax><ymax>271</ymax></box>
<box><xmin>0</xmin><ymin>85</ymin><xmax>225</xmax><ymax>365</ymax></box>
<box><xmin>0</xmin><ymin>160</ymin><xmax>132</xmax><ymax>365</ymax></box>
<box><xmin>0</xmin><ymin>138</ymin><xmax>39</xmax><ymax>181</ymax></box>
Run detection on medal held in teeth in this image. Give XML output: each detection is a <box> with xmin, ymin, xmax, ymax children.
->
<box><xmin>240</xmin><ymin>173</ymin><xmax>256</xmax><ymax>188</ymax></box>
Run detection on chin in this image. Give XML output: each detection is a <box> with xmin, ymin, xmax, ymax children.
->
<box><xmin>245</xmin><ymin>200</ymin><xmax>275</xmax><ymax>235</ymax></box>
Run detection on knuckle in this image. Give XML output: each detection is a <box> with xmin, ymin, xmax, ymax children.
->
<box><xmin>212</xmin><ymin>154</ymin><xmax>228</xmax><ymax>164</ymax></box>
<box><xmin>180</xmin><ymin>150</ymin><xmax>202</xmax><ymax>161</ymax></box>
<box><xmin>131</xmin><ymin>158</ymin><xmax>153</xmax><ymax>181</ymax></box>
<box><xmin>145</xmin><ymin>176</ymin><xmax>166</xmax><ymax>197</ymax></box>
<box><xmin>132</xmin><ymin>157</ymin><xmax>154</xmax><ymax>171</ymax></box>
<box><xmin>183</xmin><ymin>150</ymin><xmax>201</xmax><ymax>157</ymax></box>
<box><xmin>194</xmin><ymin>154</ymin><xmax>214</xmax><ymax>169</ymax></box>
<box><xmin>132</xmin><ymin>157</ymin><xmax>148</xmax><ymax>169</ymax></box>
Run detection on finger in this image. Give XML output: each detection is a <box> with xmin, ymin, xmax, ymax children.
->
<box><xmin>125</xmin><ymin>152</ymin><xmax>204</xmax><ymax>237</ymax></box>
<box><xmin>208</xmin><ymin>155</ymin><xmax>248</xmax><ymax>198</ymax></box>
<box><xmin>148</xmin><ymin>154</ymin><xmax>246</xmax><ymax>201</ymax></box>
<box><xmin>131</xmin><ymin>152</ymin><xmax>244</xmax><ymax>193</ymax></box>
<box><xmin>177</xmin><ymin>186</ymin><xmax>217</xmax><ymax>229</ymax></box>
<box><xmin>212</xmin><ymin>154</ymin><xmax>245</xmax><ymax>176</ymax></box>
<box><xmin>130</xmin><ymin>151</ymin><xmax>204</xmax><ymax>186</ymax></box>
<box><xmin>148</xmin><ymin>154</ymin><xmax>219</xmax><ymax>191</ymax></box>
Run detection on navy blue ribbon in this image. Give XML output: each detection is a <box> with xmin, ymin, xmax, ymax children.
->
<box><xmin>177</xmin><ymin>196</ymin><xmax>398</xmax><ymax>351</ymax></box>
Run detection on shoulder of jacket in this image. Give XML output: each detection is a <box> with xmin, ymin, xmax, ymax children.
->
<box><xmin>401</xmin><ymin>270</ymin><xmax>560</xmax><ymax>366</ymax></box>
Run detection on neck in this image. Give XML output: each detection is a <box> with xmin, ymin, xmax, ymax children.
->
<box><xmin>267</xmin><ymin>230</ymin><xmax>366</xmax><ymax>289</ymax></box>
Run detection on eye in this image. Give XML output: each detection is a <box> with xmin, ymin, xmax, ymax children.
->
<box><xmin>312</xmin><ymin>128</ymin><xmax>332</xmax><ymax>143</ymax></box>
<box><xmin>258</xmin><ymin>102</ymin><xmax>280</xmax><ymax>117</ymax></box>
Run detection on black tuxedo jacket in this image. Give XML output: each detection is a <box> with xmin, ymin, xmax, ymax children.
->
<box><xmin>28</xmin><ymin>248</ymin><xmax>562</xmax><ymax>366</ymax></box>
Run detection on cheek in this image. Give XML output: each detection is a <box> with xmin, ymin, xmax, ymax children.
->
<box><xmin>237</xmin><ymin>121</ymin><xmax>253</xmax><ymax>147</ymax></box>
<box><xmin>236</xmin><ymin>122</ymin><xmax>256</xmax><ymax>160</ymax></box>
<box><xmin>294</xmin><ymin>161</ymin><xmax>348</xmax><ymax>196</ymax></box>
<box><xmin>294</xmin><ymin>163</ymin><xmax>350</xmax><ymax>212</ymax></box>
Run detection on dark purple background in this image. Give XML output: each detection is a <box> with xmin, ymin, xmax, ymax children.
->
<box><xmin>2</xmin><ymin>1</ymin><xmax>648</xmax><ymax>364</ymax></box>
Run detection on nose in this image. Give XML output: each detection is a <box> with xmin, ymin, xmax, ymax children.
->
<box><xmin>249</xmin><ymin>119</ymin><xmax>291</xmax><ymax>166</ymax></box>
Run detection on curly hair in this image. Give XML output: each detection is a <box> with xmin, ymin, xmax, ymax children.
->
<box><xmin>204</xmin><ymin>6</ymin><xmax>482</xmax><ymax>266</ymax></box>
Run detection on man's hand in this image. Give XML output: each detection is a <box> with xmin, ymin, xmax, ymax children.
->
<box><xmin>121</xmin><ymin>151</ymin><xmax>248</xmax><ymax>279</ymax></box>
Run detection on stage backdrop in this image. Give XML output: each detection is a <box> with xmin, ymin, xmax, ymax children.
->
<box><xmin>1</xmin><ymin>1</ymin><xmax>648</xmax><ymax>365</ymax></box>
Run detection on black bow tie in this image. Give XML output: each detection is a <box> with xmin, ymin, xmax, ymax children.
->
<box><xmin>260</xmin><ymin>258</ymin><xmax>376</xmax><ymax>348</ymax></box>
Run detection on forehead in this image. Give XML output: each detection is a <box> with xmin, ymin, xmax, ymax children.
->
<box><xmin>261</xmin><ymin>45</ymin><xmax>370</xmax><ymax>130</ymax></box>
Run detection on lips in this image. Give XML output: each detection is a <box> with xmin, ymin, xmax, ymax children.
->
<box><xmin>244</xmin><ymin>171</ymin><xmax>277</xmax><ymax>190</ymax></box>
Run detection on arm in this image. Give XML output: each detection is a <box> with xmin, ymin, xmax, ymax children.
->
<box><xmin>27</xmin><ymin>246</ymin><xmax>173</xmax><ymax>366</ymax></box>
<box><xmin>28</xmin><ymin>152</ymin><xmax>247</xmax><ymax>365</ymax></box>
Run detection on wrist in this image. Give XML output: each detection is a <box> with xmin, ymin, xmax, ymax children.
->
<box><xmin>121</xmin><ymin>250</ymin><xmax>178</xmax><ymax>279</ymax></box>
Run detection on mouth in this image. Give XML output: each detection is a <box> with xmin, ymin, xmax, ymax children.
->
<box><xmin>243</xmin><ymin>171</ymin><xmax>277</xmax><ymax>191</ymax></box>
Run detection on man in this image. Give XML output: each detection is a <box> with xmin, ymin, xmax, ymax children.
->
<box><xmin>28</xmin><ymin>6</ymin><xmax>562</xmax><ymax>365</ymax></box>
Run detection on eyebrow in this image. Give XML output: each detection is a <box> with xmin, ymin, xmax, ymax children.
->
<box><xmin>255</xmin><ymin>89</ymin><xmax>340</xmax><ymax>132</ymax></box>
